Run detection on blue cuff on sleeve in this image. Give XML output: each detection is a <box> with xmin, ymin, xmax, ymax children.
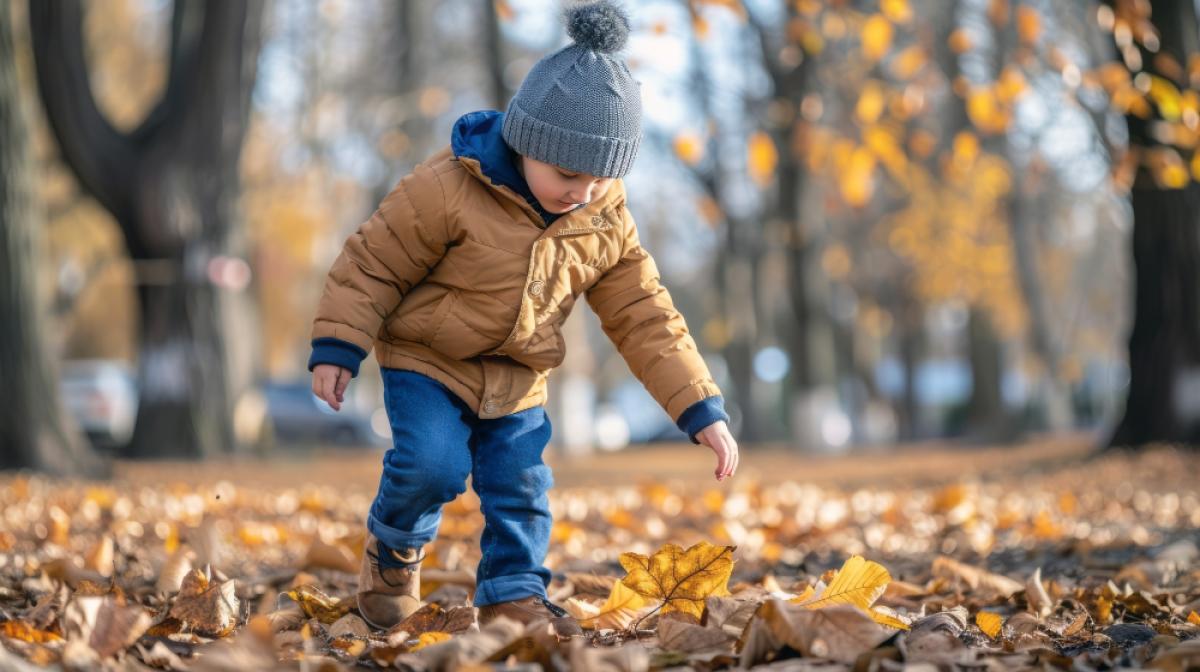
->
<box><xmin>676</xmin><ymin>395</ymin><xmax>730</xmax><ymax>444</ymax></box>
<box><xmin>307</xmin><ymin>338</ymin><xmax>368</xmax><ymax>378</ymax></box>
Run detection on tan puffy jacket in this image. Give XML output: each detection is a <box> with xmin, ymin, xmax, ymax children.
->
<box><xmin>310</xmin><ymin>144</ymin><xmax>722</xmax><ymax>423</ymax></box>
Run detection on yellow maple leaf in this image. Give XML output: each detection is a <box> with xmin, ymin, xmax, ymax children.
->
<box><xmin>976</xmin><ymin>611</ymin><xmax>1004</xmax><ymax>639</ymax></box>
<box><xmin>1188</xmin><ymin>610</ymin><xmax>1200</xmax><ymax>626</ymax></box>
<box><xmin>792</xmin><ymin>556</ymin><xmax>908</xmax><ymax>630</ymax></box>
<box><xmin>619</xmin><ymin>541</ymin><xmax>735</xmax><ymax>620</ymax></box>
<box><xmin>567</xmin><ymin>580</ymin><xmax>648</xmax><ymax>630</ymax></box>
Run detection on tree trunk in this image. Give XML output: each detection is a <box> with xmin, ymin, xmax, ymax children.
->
<box><xmin>30</xmin><ymin>0</ymin><xmax>265</xmax><ymax>458</ymax></box>
<box><xmin>1009</xmin><ymin>176</ymin><xmax>1074</xmax><ymax>431</ymax></box>
<box><xmin>1107</xmin><ymin>0</ymin><xmax>1200</xmax><ymax>448</ymax></box>
<box><xmin>964</xmin><ymin>306</ymin><xmax>1018</xmax><ymax>443</ymax></box>
<box><xmin>0</xmin><ymin>0</ymin><xmax>104</xmax><ymax>475</ymax></box>
<box><xmin>1109</xmin><ymin>182</ymin><xmax>1200</xmax><ymax>446</ymax></box>
<box><xmin>483</xmin><ymin>0</ymin><xmax>511</xmax><ymax>110</ymax></box>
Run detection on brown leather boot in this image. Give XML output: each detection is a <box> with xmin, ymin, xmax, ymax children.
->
<box><xmin>477</xmin><ymin>595</ymin><xmax>582</xmax><ymax>637</ymax></box>
<box><xmin>356</xmin><ymin>533</ymin><xmax>424</xmax><ymax>630</ymax></box>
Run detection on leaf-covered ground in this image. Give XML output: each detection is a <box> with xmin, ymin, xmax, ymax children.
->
<box><xmin>0</xmin><ymin>440</ymin><xmax>1197</xmax><ymax>670</ymax></box>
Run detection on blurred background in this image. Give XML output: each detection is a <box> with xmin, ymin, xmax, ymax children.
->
<box><xmin>3</xmin><ymin>0</ymin><xmax>1197</xmax><ymax>474</ymax></box>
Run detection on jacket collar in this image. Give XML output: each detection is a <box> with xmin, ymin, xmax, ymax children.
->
<box><xmin>451</xmin><ymin>110</ymin><xmax>569</xmax><ymax>227</ymax></box>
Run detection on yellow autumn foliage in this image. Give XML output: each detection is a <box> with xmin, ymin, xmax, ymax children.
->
<box><xmin>789</xmin><ymin>555</ymin><xmax>910</xmax><ymax>630</ymax></box>
<box><xmin>976</xmin><ymin>611</ymin><xmax>1004</xmax><ymax>639</ymax></box>
<box><xmin>618</xmin><ymin>541</ymin><xmax>735</xmax><ymax>620</ymax></box>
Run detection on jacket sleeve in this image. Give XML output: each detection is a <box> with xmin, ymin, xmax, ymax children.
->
<box><xmin>309</xmin><ymin>164</ymin><xmax>451</xmax><ymax>374</ymax></box>
<box><xmin>585</xmin><ymin>198</ymin><xmax>726</xmax><ymax>429</ymax></box>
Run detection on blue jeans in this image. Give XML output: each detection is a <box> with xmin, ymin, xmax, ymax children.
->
<box><xmin>367</xmin><ymin>368</ymin><xmax>554</xmax><ymax>607</ymax></box>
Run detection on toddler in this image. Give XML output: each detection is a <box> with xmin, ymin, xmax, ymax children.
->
<box><xmin>307</xmin><ymin>0</ymin><xmax>739</xmax><ymax>634</ymax></box>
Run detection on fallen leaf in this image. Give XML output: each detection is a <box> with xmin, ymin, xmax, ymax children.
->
<box><xmin>569</xmin><ymin>634</ymin><xmax>651</xmax><ymax>671</ymax></box>
<box><xmin>409</xmin><ymin>631</ymin><xmax>451</xmax><ymax>651</ymax></box>
<box><xmin>793</xmin><ymin>555</ymin><xmax>908</xmax><ymax>629</ymax></box>
<box><xmin>386</xmin><ymin>602</ymin><xmax>475</xmax><ymax>641</ymax></box>
<box><xmin>566</xmin><ymin>580</ymin><xmax>649</xmax><ymax>630</ymax></box>
<box><xmin>328</xmin><ymin>613</ymin><xmax>369</xmax><ymax>639</ymax></box>
<box><xmin>168</xmin><ymin>569</ymin><xmax>239</xmax><ymax>637</ymax></box>
<box><xmin>1026</xmin><ymin>567</ymin><xmax>1052</xmax><ymax>618</ymax></box>
<box><xmin>931</xmin><ymin>556</ymin><xmax>1023</xmax><ymax>598</ymax></box>
<box><xmin>283</xmin><ymin>584</ymin><xmax>349</xmax><ymax>625</ymax></box>
<box><xmin>157</xmin><ymin>548</ymin><xmax>194</xmax><ymax>594</ymax></box>
<box><xmin>83</xmin><ymin>537</ymin><xmax>114</xmax><ymax>577</ymax></box>
<box><xmin>1189</xmin><ymin>611</ymin><xmax>1200</xmax><ymax>626</ymax></box>
<box><xmin>760</xmin><ymin>599</ymin><xmax>893</xmax><ymax>663</ymax></box>
<box><xmin>0</xmin><ymin>620</ymin><xmax>62</xmax><ymax>644</ymax></box>
<box><xmin>619</xmin><ymin>541</ymin><xmax>735</xmax><ymax>620</ymax></box>
<box><xmin>656</xmin><ymin>617</ymin><xmax>734</xmax><ymax>654</ymax></box>
<box><xmin>976</xmin><ymin>611</ymin><xmax>1003</xmax><ymax>639</ymax></box>
<box><xmin>62</xmin><ymin>596</ymin><xmax>152</xmax><ymax>659</ymax></box>
<box><xmin>1061</xmin><ymin>610</ymin><xmax>1089</xmax><ymax>637</ymax></box>
<box><xmin>702</xmin><ymin>595</ymin><xmax>758</xmax><ymax>639</ymax></box>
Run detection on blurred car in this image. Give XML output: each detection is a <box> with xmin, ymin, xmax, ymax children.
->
<box><xmin>262</xmin><ymin>380</ymin><xmax>389</xmax><ymax>448</ymax></box>
<box><xmin>58</xmin><ymin>359</ymin><xmax>138</xmax><ymax>450</ymax></box>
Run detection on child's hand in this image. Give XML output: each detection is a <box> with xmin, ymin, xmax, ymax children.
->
<box><xmin>696</xmin><ymin>420</ymin><xmax>739</xmax><ymax>482</ymax></box>
<box><xmin>312</xmin><ymin>364</ymin><xmax>352</xmax><ymax>411</ymax></box>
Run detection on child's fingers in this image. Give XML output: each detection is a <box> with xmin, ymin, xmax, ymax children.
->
<box><xmin>320</xmin><ymin>372</ymin><xmax>341</xmax><ymax>411</ymax></box>
<box><xmin>712</xmin><ymin>440</ymin><xmax>729</xmax><ymax>480</ymax></box>
<box><xmin>334</xmin><ymin>368</ymin><xmax>350</xmax><ymax>402</ymax></box>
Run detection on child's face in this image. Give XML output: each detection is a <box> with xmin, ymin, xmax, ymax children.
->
<box><xmin>518</xmin><ymin>155</ymin><xmax>615</xmax><ymax>214</ymax></box>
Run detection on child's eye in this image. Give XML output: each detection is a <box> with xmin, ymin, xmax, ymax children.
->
<box><xmin>558</xmin><ymin>171</ymin><xmax>578</xmax><ymax>178</ymax></box>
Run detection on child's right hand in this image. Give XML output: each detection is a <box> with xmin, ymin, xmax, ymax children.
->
<box><xmin>312</xmin><ymin>364</ymin><xmax>352</xmax><ymax>411</ymax></box>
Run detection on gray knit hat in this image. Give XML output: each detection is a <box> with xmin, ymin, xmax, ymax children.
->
<box><xmin>502</xmin><ymin>1</ymin><xmax>642</xmax><ymax>178</ymax></box>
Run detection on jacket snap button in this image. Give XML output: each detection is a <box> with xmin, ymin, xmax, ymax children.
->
<box><xmin>483</xmin><ymin>400</ymin><xmax>497</xmax><ymax>413</ymax></box>
<box><xmin>591</xmin><ymin>215</ymin><xmax>604</xmax><ymax>226</ymax></box>
<box><xmin>528</xmin><ymin>279</ymin><xmax>544</xmax><ymax>297</ymax></box>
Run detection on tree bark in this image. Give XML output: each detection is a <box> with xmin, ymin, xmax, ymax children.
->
<box><xmin>30</xmin><ymin>0</ymin><xmax>265</xmax><ymax>458</ymax></box>
<box><xmin>1108</xmin><ymin>0</ymin><xmax>1200</xmax><ymax>448</ymax></box>
<box><xmin>0</xmin><ymin>0</ymin><xmax>104</xmax><ymax>475</ymax></box>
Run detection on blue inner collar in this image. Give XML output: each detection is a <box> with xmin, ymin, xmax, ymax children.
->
<box><xmin>450</xmin><ymin>110</ymin><xmax>569</xmax><ymax>227</ymax></box>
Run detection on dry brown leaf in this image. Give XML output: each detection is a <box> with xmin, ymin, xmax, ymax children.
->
<box><xmin>759</xmin><ymin>599</ymin><xmax>893</xmax><ymax>663</ymax></box>
<box><xmin>1026</xmin><ymin>567</ymin><xmax>1052</xmax><ymax>618</ymax></box>
<box><xmin>283</xmin><ymin>584</ymin><xmax>349</xmax><ymax>625</ymax></box>
<box><xmin>383</xmin><ymin>617</ymin><xmax>523</xmax><ymax>669</ymax></box>
<box><xmin>931</xmin><ymin>556</ymin><xmax>1023</xmax><ymax>598</ymax></box>
<box><xmin>656</xmin><ymin>617</ymin><xmax>734</xmax><ymax>654</ymax></box>
<box><xmin>569</xmin><ymin>634</ymin><xmax>650</xmax><ymax>671</ymax></box>
<box><xmin>167</xmin><ymin>569</ymin><xmax>239</xmax><ymax>637</ymax></box>
<box><xmin>328</xmin><ymin>613</ymin><xmax>369</xmax><ymax>639</ymax></box>
<box><xmin>156</xmin><ymin>548</ymin><xmax>194</xmax><ymax>594</ymax></box>
<box><xmin>83</xmin><ymin>537</ymin><xmax>114</xmax><ymax>577</ymax></box>
<box><xmin>62</xmin><ymin>596</ymin><xmax>152</xmax><ymax>659</ymax></box>
<box><xmin>1061</xmin><ymin>611</ymin><xmax>1089</xmax><ymax>637</ymax></box>
<box><xmin>386</xmin><ymin>602</ymin><xmax>475</xmax><ymax>641</ymax></box>
<box><xmin>702</xmin><ymin>595</ymin><xmax>758</xmax><ymax>639</ymax></box>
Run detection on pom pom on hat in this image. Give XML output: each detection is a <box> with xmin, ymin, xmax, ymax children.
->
<box><xmin>565</xmin><ymin>1</ymin><xmax>631</xmax><ymax>53</ymax></box>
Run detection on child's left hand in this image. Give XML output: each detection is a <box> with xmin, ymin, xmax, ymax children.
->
<box><xmin>696</xmin><ymin>420</ymin><xmax>739</xmax><ymax>482</ymax></box>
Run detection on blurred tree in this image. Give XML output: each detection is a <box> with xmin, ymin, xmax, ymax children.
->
<box><xmin>29</xmin><ymin>0</ymin><xmax>265</xmax><ymax>458</ymax></box>
<box><xmin>0</xmin><ymin>0</ymin><xmax>103</xmax><ymax>475</ymax></box>
<box><xmin>1106</xmin><ymin>0</ymin><xmax>1200</xmax><ymax>447</ymax></box>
